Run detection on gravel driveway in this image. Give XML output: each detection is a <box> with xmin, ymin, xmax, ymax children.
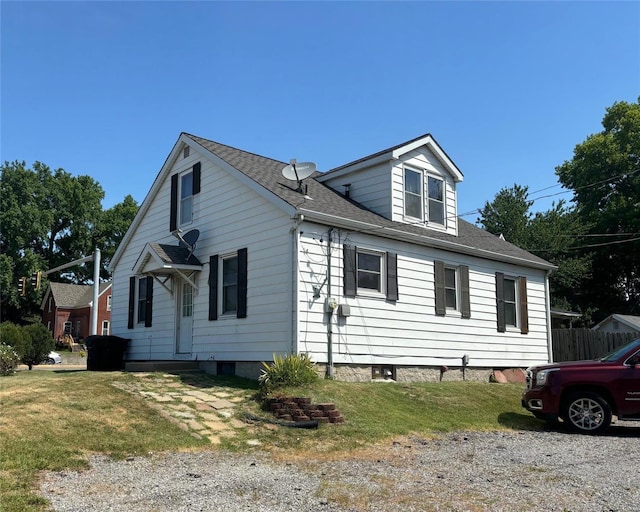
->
<box><xmin>41</xmin><ymin>423</ymin><xmax>639</xmax><ymax>512</ymax></box>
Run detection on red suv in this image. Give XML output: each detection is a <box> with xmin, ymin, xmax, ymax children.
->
<box><xmin>522</xmin><ymin>338</ymin><xmax>640</xmax><ymax>434</ymax></box>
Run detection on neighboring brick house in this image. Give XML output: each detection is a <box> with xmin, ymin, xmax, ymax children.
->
<box><xmin>41</xmin><ymin>282</ymin><xmax>112</xmax><ymax>342</ymax></box>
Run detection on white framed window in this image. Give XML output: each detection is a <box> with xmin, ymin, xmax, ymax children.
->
<box><xmin>101</xmin><ymin>321</ymin><xmax>110</xmax><ymax>335</ymax></box>
<box><xmin>106</xmin><ymin>295</ymin><xmax>112</xmax><ymax>311</ymax></box>
<box><xmin>221</xmin><ymin>255</ymin><xmax>239</xmax><ymax>315</ymax></box>
<box><xmin>179</xmin><ymin>170</ymin><xmax>194</xmax><ymax>226</ymax></box>
<box><xmin>403</xmin><ymin>167</ymin><xmax>423</xmax><ymax>219</ymax></box>
<box><xmin>503</xmin><ymin>277</ymin><xmax>517</xmax><ymax>327</ymax></box>
<box><xmin>137</xmin><ymin>278</ymin><xmax>148</xmax><ymax>324</ymax></box>
<box><xmin>357</xmin><ymin>250</ymin><xmax>384</xmax><ymax>294</ymax></box>
<box><xmin>48</xmin><ymin>297</ymin><xmax>52</xmax><ymax>312</ymax></box>
<box><xmin>444</xmin><ymin>267</ymin><xmax>458</xmax><ymax>310</ymax></box>
<box><xmin>63</xmin><ymin>321</ymin><xmax>72</xmax><ymax>334</ymax></box>
<box><xmin>182</xmin><ymin>283</ymin><xmax>193</xmax><ymax>318</ymax></box>
<box><xmin>427</xmin><ymin>175</ymin><xmax>445</xmax><ymax>226</ymax></box>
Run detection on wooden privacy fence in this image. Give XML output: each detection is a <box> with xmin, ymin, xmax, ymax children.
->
<box><xmin>552</xmin><ymin>329</ymin><xmax>638</xmax><ymax>362</ymax></box>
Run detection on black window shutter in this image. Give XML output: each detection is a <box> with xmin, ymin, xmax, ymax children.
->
<box><xmin>237</xmin><ymin>248</ymin><xmax>248</xmax><ymax>318</ymax></box>
<box><xmin>434</xmin><ymin>260</ymin><xmax>446</xmax><ymax>316</ymax></box>
<box><xmin>460</xmin><ymin>265</ymin><xmax>471</xmax><ymax>319</ymax></box>
<box><xmin>192</xmin><ymin>162</ymin><xmax>201</xmax><ymax>195</ymax></box>
<box><xmin>386</xmin><ymin>252</ymin><xmax>398</xmax><ymax>301</ymax></box>
<box><xmin>343</xmin><ymin>245</ymin><xmax>357</xmax><ymax>297</ymax></box>
<box><xmin>169</xmin><ymin>174</ymin><xmax>178</xmax><ymax>232</ymax></box>
<box><xmin>496</xmin><ymin>272</ymin><xmax>506</xmax><ymax>332</ymax></box>
<box><xmin>519</xmin><ymin>276</ymin><xmax>529</xmax><ymax>334</ymax></box>
<box><xmin>209</xmin><ymin>255</ymin><xmax>218</xmax><ymax>321</ymax></box>
<box><xmin>144</xmin><ymin>276</ymin><xmax>153</xmax><ymax>328</ymax></box>
<box><xmin>127</xmin><ymin>276</ymin><xmax>135</xmax><ymax>329</ymax></box>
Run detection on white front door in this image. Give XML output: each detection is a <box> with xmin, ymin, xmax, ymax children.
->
<box><xmin>176</xmin><ymin>281</ymin><xmax>193</xmax><ymax>354</ymax></box>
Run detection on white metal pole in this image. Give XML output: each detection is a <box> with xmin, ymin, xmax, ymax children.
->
<box><xmin>90</xmin><ymin>248</ymin><xmax>101</xmax><ymax>336</ymax></box>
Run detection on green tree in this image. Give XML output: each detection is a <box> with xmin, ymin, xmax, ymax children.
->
<box><xmin>0</xmin><ymin>161</ymin><xmax>139</xmax><ymax>323</ymax></box>
<box><xmin>477</xmin><ymin>184</ymin><xmax>533</xmax><ymax>247</ymax></box>
<box><xmin>478</xmin><ymin>187</ymin><xmax>591</xmax><ymax>322</ymax></box>
<box><xmin>92</xmin><ymin>194</ymin><xmax>139</xmax><ymax>279</ymax></box>
<box><xmin>556</xmin><ymin>98</ymin><xmax>640</xmax><ymax>320</ymax></box>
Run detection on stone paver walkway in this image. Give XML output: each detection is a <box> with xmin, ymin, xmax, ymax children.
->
<box><xmin>112</xmin><ymin>373</ymin><xmax>266</xmax><ymax>446</ymax></box>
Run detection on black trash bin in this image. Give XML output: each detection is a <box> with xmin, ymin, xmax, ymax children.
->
<box><xmin>85</xmin><ymin>335</ymin><xmax>130</xmax><ymax>371</ymax></box>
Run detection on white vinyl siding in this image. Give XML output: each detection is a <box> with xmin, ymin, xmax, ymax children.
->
<box><xmin>297</xmin><ymin>227</ymin><xmax>549</xmax><ymax>369</ymax></box>
<box><xmin>110</xmin><ymin>147</ymin><xmax>293</xmax><ymax>362</ymax></box>
<box><xmin>320</xmin><ymin>162</ymin><xmax>392</xmax><ymax>219</ymax></box>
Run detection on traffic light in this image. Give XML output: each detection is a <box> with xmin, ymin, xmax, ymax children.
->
<box><xmin>18</xmin><ymin>277</ymin><xmax>26</xmax><ymax>296</ymax></box>
<box><xmin>30</xmin><ymin>271</ymin><xmax>41</xmax><ymax>290</ymax></box>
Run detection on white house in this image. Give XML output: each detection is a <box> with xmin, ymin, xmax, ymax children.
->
<box><xmin>109</xmin><ymin>132</ymin><xmax>556</xmax><ymax>381</ymax></box>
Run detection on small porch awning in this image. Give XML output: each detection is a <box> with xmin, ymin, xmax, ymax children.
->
<box><xmin>132</xmin><ymin>243</ymin><xmax>203</xmax><ymax>294</ymax></box>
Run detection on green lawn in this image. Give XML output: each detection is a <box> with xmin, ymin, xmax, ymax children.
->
<box><xmin>0</xmin><ymin>370</ymin><xmax>542</xmax><ymax>511</ymax></box>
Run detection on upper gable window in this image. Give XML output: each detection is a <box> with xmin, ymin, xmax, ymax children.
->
<box><xmin>404</xmin><ymin>168</ymin><xmax>423</xmax><ymax>219</ymax></box>
<box><xmin>428</xmin><ymin>176</ymin><xmax>445</xmax><ymax>226</ymax></box>
<box><xmin>170</xmin><ymin>162</ymin><xmax>201</xmax><ymax>232</ymax></box>
<box><xmin>180</xmin><ymin>171</ymin><xmax>194</xmax><ymax>226</ymax></box>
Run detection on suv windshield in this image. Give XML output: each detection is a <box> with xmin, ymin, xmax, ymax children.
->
<box><xmin>599</xmin><ymin>338</ymin><xmax>640</xmax><ymax>362</ymax></box>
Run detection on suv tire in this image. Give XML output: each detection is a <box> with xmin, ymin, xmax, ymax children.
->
<box><xmin>561</xmin><ymin>392</ymin><xmax>612</xmax><ymax>434</ymax></box>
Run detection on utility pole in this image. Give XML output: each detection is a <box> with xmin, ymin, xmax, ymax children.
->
<box><xmin>43</xmin><ymin>248</ymin><xmax>101</xmax><ymax>336</ymax></box>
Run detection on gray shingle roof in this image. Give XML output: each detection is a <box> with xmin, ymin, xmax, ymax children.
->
<box><xmin>185</xmin><ymin>133</ymin><xmax>552</xmax><ymax>269</ymax></box>
<box><xmin>49</xmin><ymin>282</ymin><xmax>111</xmax><ymax>308</ymax></box>
<box><xmin>150</xmin><ymin>243</ymin><xmax>202</xmax><ymax>266</ymax></box>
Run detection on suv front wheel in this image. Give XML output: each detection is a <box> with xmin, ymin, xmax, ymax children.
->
<box><xmin>561</xmin><ymin>392</ymin><xmax>612</xmax><ymax>434</ymax></box>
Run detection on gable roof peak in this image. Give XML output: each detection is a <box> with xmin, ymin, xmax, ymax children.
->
<box><xmin>320</xmin><ymin>132</ymin><xmax>463</xmax><ymax>182</ymax></box>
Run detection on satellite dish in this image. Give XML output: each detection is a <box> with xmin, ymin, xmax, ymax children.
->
<box><xmin>180</xmin><ymin>229</ymin><xmax>200</xmax><ymax>248</ymax></box>
<box><xmin>282</xmin><ymin>159</ymin><xmax>316</xmax><ymax>192</ymax></box>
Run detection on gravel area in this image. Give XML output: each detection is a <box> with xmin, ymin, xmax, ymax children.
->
<box><xmin>41</xmin><ymin>424</ymin><xmax>639</xmax><ymax>512</ymax></box>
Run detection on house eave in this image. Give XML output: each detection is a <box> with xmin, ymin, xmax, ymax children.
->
<box><xmin>299</xmin><ymin>209</ymin><xmax>556</xmax><ymax>271</ymax></box>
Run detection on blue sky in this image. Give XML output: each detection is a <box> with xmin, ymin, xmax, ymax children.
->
<box><xmin>2</xmin><ymin>1</ymin><xmax>638</xmax><ymax>223</ymax></box>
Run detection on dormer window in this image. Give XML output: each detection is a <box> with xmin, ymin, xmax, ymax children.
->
<box><xmin>428</xmin><ymin>176</ymin><xmax>445</xmax><ymax>226</ymax></box>
<box><xmin>403</xmin><ymin>168</ymin><xmax>446</xmax><ymax>227</ymax></box>
<box><xmin>404</xmin><ymin>168</ymin><xmax>423</xmax><ymax>219</ymax></box>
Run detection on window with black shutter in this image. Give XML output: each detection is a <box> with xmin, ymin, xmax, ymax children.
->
<box><xmin>169</xmin><ymin>162</ymin><xmax>201</xmax><ymax>231</ymax></box>
<box><xmin>434</xmin><ymin>261</ymin><xmax>470</xmax><ymax>318</ymax></box>
<box><xmin>209</xmin><ymin>248</ymin><xmax>247</xmax><ymax>320</ymax></box>
<box><xmin>343</xmin><ymin>245</ymin><xmax>398</xmax><ymax>301</ymax></box>
<box><xmin>496</xmin><ymin>273</ymin><xmax>528</xmax><ymax>333</ymax></box>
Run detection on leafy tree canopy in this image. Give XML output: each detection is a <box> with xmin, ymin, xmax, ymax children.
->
<box><xmin>0</xmin><ymin>161</ymin><xmax>139</xmax><ymax>323</ymax></box>
<box><xmin>478</xmin><ymin>187</ymin><xmax>591</xmax><ymax>322</ymax></box>
<box><xmin>556</xmin><ymin>98</ymin><xmax>640</xmax><ymax>319</ymax></box>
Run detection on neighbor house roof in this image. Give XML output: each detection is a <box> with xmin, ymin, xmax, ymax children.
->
<box><xmin>111</xmin><ymin>133</ymin><xmax>554</xmax><ymax>271</ymax></box>
<box><xmin>592</xmin><ymin>314</ymin><xmax>640</xmax><ymax>332</ymax></box>
<box><xmin>42</xmin><ymin>282</ymin><xmax>112</xmax><ymax>310</ymax></box>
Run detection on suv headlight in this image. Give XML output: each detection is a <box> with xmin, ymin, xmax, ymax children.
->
<box><xmin>535</xmin><ymin>368</ymin><xmax>558</xmax><ymax>387</ymax></box>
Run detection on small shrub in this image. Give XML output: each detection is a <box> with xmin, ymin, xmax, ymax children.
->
<box><xmin>0</xmin><ymin>343</ymin><xmax>20</xmax><ymax>376</ymax></box>
<box><xmin>259</xmin><ymin>353</ymin><xmax>318</xmax><ymax>393</ymax></box>
<box><xmin>20</xmin><ymin>323</ymin><xmax>55</xmax><ymax>370</ymax></box>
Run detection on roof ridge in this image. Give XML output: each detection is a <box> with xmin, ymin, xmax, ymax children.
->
<box><xmin>183</xmin><ymin>132</ymin><xmax>288</xmax><ymax>168</ymax></box>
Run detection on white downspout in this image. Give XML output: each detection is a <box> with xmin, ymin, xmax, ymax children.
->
<box><xmin>544</xmin><ymin>269</ymin><xmax>553</xmax><ymax>363</ymax></box>
<box><xmin>289</xmin><ymin>214</ymin><xmax>304</xmax><ymax>355</ymax></box>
